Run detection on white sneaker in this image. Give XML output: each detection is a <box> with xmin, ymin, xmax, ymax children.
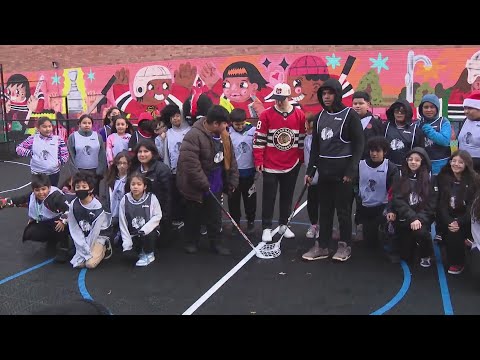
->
<box><xmin>279</xmin><ymin>225</ymin><xmax>295</xmax><ymax>238</ymax></box>
<box><xmin>306</xmin><ymin>224</ymin><xmax>319</xmax><ymax>239</ymax></box>
<box><xmin>262</xmin><ymin>228</ymin><xmax>272</xmax><ymax>242</ymax></box>
<box><xmin>135</xmin><ymin>252</ymin><xmax>155</xmax><ymax>267</ymax></box>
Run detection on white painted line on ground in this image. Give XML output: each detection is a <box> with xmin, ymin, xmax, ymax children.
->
<box><xmin>182</xmin><ymin>200</ymin><xmax>307</xmax><ymax>315</ymax></box>
<box><xmin>0</xmin><ymin>160</ymin><xmax>31</xmax><ymax>194</ymax></box>
<box><xmin>0</xmin><ymin>182</ymin><xmax>32</xmax><ymax>194</ymax></box>
<box><xmin>1</xmin><ymin>160</ymin><xmax>30</xmax><ymax>167</ymax></box>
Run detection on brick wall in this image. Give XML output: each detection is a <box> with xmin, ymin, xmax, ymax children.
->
<box><xmin>0</xmin><ymin>44</ymin><xmax>466</xmax><ymax>73</ymax></box>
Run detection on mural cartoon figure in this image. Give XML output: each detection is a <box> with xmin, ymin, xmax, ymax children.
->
<box><xmin>446</xmin><ymin>50</ymin><xmax>480</xmax><ymax>121</ymax></box>
<box><xmin>200</xmin><ymin>61</ymin><xmax>274</xmax><ymax>117</ymax></box>
<box><xmin>4</xmin><ymin>73</ymin><xmax>45</xmax><ymax>129</ymax></box>
<box><xmin>112</xmin><ymin>63</ymin><xmax>196</xmax><ymax>122</ymax></box>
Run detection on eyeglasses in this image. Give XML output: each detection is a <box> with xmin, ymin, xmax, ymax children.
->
<box><xmin>394</xmin><ymin>108</ymin><xmax>406</xmax><ymax>114</ymax></box>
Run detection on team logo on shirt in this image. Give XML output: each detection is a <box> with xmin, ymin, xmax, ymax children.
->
<box><xmin>425</xmin><ymin>138</ymin><xmax>434</xmax><ymax>147</ymax></box>
<box><xmin>273</xmin><ymin>128</ymin><xmax>295</xmax><ymax>151</ymax></box>
<box><xmin>390</xmin><ymin>138</ymin><xmax>405</xmax><ymax>151</ymax></box>
<box><xmin>132</xmin><ymin>216</ymin><xmax>146</xmax><ymax>229</ymax></box>
<box><xmin>366</xmin><ymin>179</ymin><xmax>376</xmax><ymax>192</ymax></box>
<box><xmin>78</xmin><ymin>220</ymin><xmax>92</xmax><ymax>233</ymax></box>
<box><xmin>174</xmin><ymin>142</ymin><xmax>182</xmax><ymax>155</ymax></box>
<box><xmin>41</xmin><ymin>150</ymin><xmax>51</xmax><ymax>160</ymax></box>
<box><xmin>320</xmin><ymin>127</ymin><xmax>333</xmax><ymax>140</ymax></box>
<box><xmin>83</xmin><ymin>145</ymin><xmax>92</xmax><ymax>156</ymax></box>
<box><xmin>235</xmin><ymin>142</ymin><xmax>249</xmax><ymax>156</ymax></box>
<box><xmin>465</xmin><ymin>132</ymin><xmax>473</xmax><ymax>144</ymax></box>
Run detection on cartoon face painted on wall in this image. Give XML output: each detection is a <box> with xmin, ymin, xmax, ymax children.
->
<box><xmin>221</xmin><ymin>61</ymin><xmax>269</xmax><ymax>103</ymax></box>
<box><xmin>287</xmin><ymin>55</ymin><xmax>330</xmax><ymax>107</ymax></box>
<box><xmin>133</xmin><ymin>65</ymin><xmax>173</xmax><ymax>106</ymax></box>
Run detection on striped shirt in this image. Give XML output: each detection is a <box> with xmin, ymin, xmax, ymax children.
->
<box><xmin>16</xmin><ymin>133</ymin><xmax>69</xmax><ymax>165</ymax></box>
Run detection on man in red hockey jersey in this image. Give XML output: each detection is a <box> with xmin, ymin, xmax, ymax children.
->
<box><xmin>253</xmin><ymin>83</ymin><xmax>306</xmax><ymax>242</ymax></box>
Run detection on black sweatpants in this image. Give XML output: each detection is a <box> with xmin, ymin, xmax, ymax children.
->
<box><xmin>132</xmin><ymin>230</ymin><xmax>158</xmax><ymax>254</ymax></box>
<box><xmin>22</xmin><ymin>220</ymin><xmax>67</xmax><ymax>244</ymax></box>
<box><xmin>317</xmin><ymin>179</ymin><xmax>354</xmax><ymax>249</ymax></box>
<box><xmin>307</xmin><ymin>184</ymin><xmax>319</xmax><ymax>225</ymax></box>
<box><xmin>438</xmin><ymin>220</ymin><xmax>471</xmax><ymax>266</ymax></box>
<box><xmin>184</xmin><ymin>192</ymin><xmax>223</xmax><ymax>246</ymax></box>
<box><xmin>396</xmin><ymin>220</ymin><xmax>433</xmax><ymax>262</ymax></box>
<box><xmin>171</xmin><ymin>174</ymin><xmax>186</xmax><ymax>222</ymax></box>
<box><xmin>261</xmin><ymin>164</ymin><xmax>300</xmax><ymax>229</ymax></box>
<box><xmin>228</xmin><ymin>176</ymin><xmax>256</xmax><ymax>224</ymax></box>
<box><xmin>356</xmin><ymin>203</ymin><xmax>386</xmax><ymax>248</ymax></box>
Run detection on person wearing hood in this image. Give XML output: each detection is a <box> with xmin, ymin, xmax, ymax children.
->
<box><xmin>177</xmin><ymin>105</ymin><xmax>239</xmax><ymax>255</ymax></box>
<box><xmin>304</xmin><ymin>78</ymin><xmax>364</xmax><ymax>262</ymax></box>
<box><xmin>159</xmin><ymin>104</ymin><xmax>191</xmax><ymax>229</ymax></box>
<box><xmin>128</xmin><ymin>111</ymin><xmax>155</xmax><ymax>153</ymax></box>
<box><xmin>391</xmin><ymin>147</ymin><xmax>438</xmax><ymax>267</ymax></box>
<box><xmin>418</xmin><ymin>94</ymin><xmax>452</xmax><ymax>175</ymax></box>
<box><xmin>458</xmin><ymin>91</ymin><xmax>480</xmax><ymax>172</ymax></box>
<box><xmin>384</xmin><ymin>100</ymin><xmax>425</xmax><ymax>168</ymax></box>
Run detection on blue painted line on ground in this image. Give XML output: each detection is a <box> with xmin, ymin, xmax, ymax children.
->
<box><xmin>77</xmin><ymin>268</ymin><xmax>93</xmax><ymax>301</ymax></box>
<box><xmin>431</xmin><ymin>224</ymin><xmax>454</xmax><ymax>315</ymax></box>
<box><xmin>370</xmin><ymin>260</ymin><xmax>411</xmax><ymax>315</ymax></box>
<box><xmin>0</xmin><ymin>258</ymin><xmax>54</xmax><ymax>285</ymax></box>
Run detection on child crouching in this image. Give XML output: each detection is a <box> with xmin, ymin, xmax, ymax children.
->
<box><xmin>119</xmin><ymin>172</ymin><xmax>162</xmax><ymax>267</ymax></box>
<box><xmin>68</xmin><ymin>171</ymin><xmax>111</xmax><ymax>269</ymax></box>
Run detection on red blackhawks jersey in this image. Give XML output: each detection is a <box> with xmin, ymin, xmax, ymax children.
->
<box><xmin>253</xmin><ymin>106</ymin><xmax>305</xmax><ymax>173</ymax></box>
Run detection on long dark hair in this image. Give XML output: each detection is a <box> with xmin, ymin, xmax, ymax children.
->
<box><xmin>103</xmin><ymin>107</ymin><xmax>121</xmax><ymax>126</ymax></box>
<box><xmin>130</xmin><ymin>141</ymin><xmax>161</xmax><ymax>171</ymax></box>
<box><xmin>105</xmin><ymin>151</ymin><xmax>131</xmax><ymax>189</ymax></box>
<box><xmin>395</xmin><ymin>154</ymin><xmax>431</xmax><ymax>210</ymax></box>
<box><xmin>111</xmin><ymin>116</ymin><xmax>134</xmax><ymax>135</ymax></box>
<box><xmin>438</xmin><ymin>150</ymin><xmax>480</xmax><ymax>211</ymax></box>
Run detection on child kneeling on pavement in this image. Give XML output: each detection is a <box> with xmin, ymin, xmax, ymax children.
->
<box><xmin>0</xmin><ymin>173</ymin><xmax>71</xmax><ymax>263</ymax></box>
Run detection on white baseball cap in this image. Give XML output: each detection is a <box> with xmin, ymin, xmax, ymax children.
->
<box><xmin>266</xmin><ymin>83</ymin><xmax>291</xmax><ymax>101</ymax></box>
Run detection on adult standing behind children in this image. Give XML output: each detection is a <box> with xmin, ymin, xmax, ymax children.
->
<box><xmin>177</xmin><ymin>105</ymin><xmax>239</xmax><ymax>255</ymax></box>
<box><xmin>67</xmin><ymin>114</ymin><xmax>107</xmax><ymax>195</ymax></box>
<box><xmin>160</xmin><ymin>104</ymin><xmax>191</xmax><ymax>229</ymax></box>
<box><xmin>129</xmin><ymin>142</ymin><xmax>171</xmax><ymax>246</ymax></box>
<box><xmin>16</xmin><ymin>117</ymin><xmax>69</xmax><ymax>187</ymax></box>
<box><xmin>254</xmin><ymin>83</ymin><xmax>306</xmax><ymax>242</ymax></box>
<box><xmin>305</xmin><ymin>78</ymin><xmax>364</xmax><ymax>262</ymax></box>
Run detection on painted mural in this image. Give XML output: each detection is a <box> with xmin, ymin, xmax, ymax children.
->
<box><xmin>1</xmin><ymin>47</ymin><xmax>479</xmax><ymax>143</ymax></box>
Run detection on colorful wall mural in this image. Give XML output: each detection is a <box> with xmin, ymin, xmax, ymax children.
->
<box><xmin>1</xmin><ymin>47</ymin><xmax>479</xmax><ymax>143</ymax></box>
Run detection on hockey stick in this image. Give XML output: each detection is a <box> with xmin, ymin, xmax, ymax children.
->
<box><xmin>338</xmin><ymin>56</ymin><xmax>356</xmax><ymax>98</ymax></box>
<box><xmin>208</xmin><ymin>189</ymin><xmax>276</xmax><ymax>259</ymax></box>
<box><xmin>86</xmin><ymin>75</ymin><xmax>117</xmax><ymax>115</ymax></box>
<box><xmin>258</xmin><ymin>165</ymin><xmax>317</xmax><ymax>258</ymax></box>
<box><xmin>24</xmin><ymin>75</ymin><xmax>45</xmax><ymax>124</ymax></box>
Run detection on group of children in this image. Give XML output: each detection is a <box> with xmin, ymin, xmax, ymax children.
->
<box><xmin>4</xmin><ymin>85</ymin><xmax>480</xmax><ymax>285</ymax></box>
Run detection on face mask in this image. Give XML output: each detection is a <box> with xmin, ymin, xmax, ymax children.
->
<box><xmin>76</xmin><ymin>189</ymin><xmax>91</xmax><ymax>200</ymax></box>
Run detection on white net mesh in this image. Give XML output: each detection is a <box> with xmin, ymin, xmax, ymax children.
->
<box><xmin>256</xmin><ymin>242</ymin><xmax>282</xmax><ymax>259</ymax></box>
